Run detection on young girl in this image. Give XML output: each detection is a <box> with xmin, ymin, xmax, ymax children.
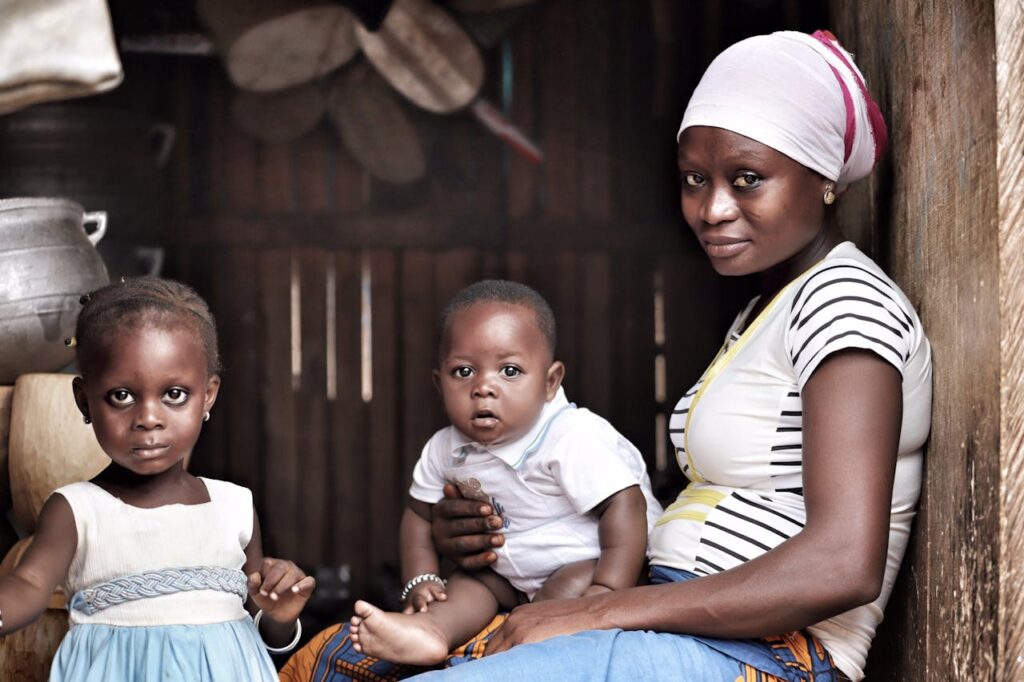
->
<box><xmin>0</xmin><ymin>277</ymin><xmax>315</xmax><ymax>680</ymax></box>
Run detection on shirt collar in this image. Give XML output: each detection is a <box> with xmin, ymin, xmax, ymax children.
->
<box><xmin>450</xmin><ymin>387</ymin><xmax>570</xmax><ymax>467</ymax></box>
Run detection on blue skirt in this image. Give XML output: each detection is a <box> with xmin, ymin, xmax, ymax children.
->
<box><xmin>49</xmin><ymin>617</ymin><xmax>278</xmax><ymax>681</ymax></box>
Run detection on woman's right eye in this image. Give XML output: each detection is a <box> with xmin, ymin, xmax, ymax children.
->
<box><xmin>681</xmin><ymin>172</ymin><xmax>705</xmax><ymax>187</ymax></box>
<box><xmin>108</xmin><ymin>389</ymin><xmax>135</xmax><ymax>407</ymax></box>
<box><xmin>452</xmin><ymin>366</ymin><xmax>473</xmax><ymax>378</ymax></box>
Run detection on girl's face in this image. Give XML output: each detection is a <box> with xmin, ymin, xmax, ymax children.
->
<box><xmin>73</xmin><ymin>324</ymin><xmax>219</xmax><ymax>477</ymax></box>
<box><xmin>677</xmin><ymin>125</ymin><xmax>832</xmax><ymax>278</ymax></box>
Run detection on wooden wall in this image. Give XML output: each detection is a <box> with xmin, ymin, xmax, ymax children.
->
<box><xmin>830</xmin><ymin>1</ymin><xmax>1024</xmax><ymax>678</ymax></box>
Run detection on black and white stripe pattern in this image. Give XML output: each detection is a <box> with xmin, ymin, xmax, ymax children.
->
<box><xmin>788</xmin><ymin>264</ymin><xmax>912</xmax><ymax>386</ymax></box>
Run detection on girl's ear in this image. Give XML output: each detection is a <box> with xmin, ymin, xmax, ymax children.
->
<box><xmin>204</xmin><ymin>374</ymin><xmax>222</xmax><ymax>413</ymax></box>
<box><xmin>545</xmin><ymin>361</ymin><xmax>565</xmax><ymax>401</ymax></box>
<box><xmin>432</xmin><ymin>368</ymin><xmax>442</xmax><ymax>394</ymax></box>
<box><xmin>72</xmin><ymin>376</ymin><xmax>90</xmax><ymax>422</ymax></box>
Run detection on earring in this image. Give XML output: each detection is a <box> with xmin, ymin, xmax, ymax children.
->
<box><xmin>203</xmin><ymin>412</ymin><xmax>210</xmax><ymax>422</ymax></box>
<box><xmin>83</xmin><ymin>416</ymin><xmax>91</xmax><ymax>424</ymax></box>
<box><xmin>823</xmin><ymin>184</ymin><xmax>836</xmax><ymax>205</ymax></box>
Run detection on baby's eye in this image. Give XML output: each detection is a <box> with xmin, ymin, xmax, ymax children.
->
<box><xmin>681</xmin><ymin>172</ymin><xmax>705</xmax><ymax>187</ymax></box>
<box><xmin>452</xmin><ymin>366</ymin><xmax>473</xmax><ymax>378</ymax></box>
<box><xmin>163</xmin><ymin>387</ymin><xmax>189</xmax><ymax>406</ymax></box>
<box><xmin>501</xmin><ymin>366</ymin><xmax>522</xmax><ymax>378</ymax></box>
<box><xmin>108</xmin><ymin>389</ymin><xmax>135</xmax><ymax>407</ymax></box>
<box><xmin>733</xmin><ymin>172</ymin><xmax>762</xmax><ymax>188</ymax></box>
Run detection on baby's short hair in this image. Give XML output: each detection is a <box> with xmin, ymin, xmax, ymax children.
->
<box><xmin>74</xmin><ymin>276</ymin><xmax>221</xmax><ymax>378</ymax></box>
<box><xmin>440</xmin><ymin>280</ymin><xmax>557</xmax><ymax>358</ymax></box>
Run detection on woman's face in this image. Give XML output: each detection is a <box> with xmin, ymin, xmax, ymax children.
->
<box><xmin>678</xmin><ymin>125</ymin><xmax>831</xmax><ymax>277</ymax></box>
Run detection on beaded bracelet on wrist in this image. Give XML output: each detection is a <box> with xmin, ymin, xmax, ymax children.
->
<box><xmin>399</xmin><ymin>573</ymin><xmax>447</xmax><ymax>602</ymax></box>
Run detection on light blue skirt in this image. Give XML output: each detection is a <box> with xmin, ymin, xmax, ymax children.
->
<box><xmin>49</xmin><ymin>617</ymin><xmax>278</xmax><ymax>681</ymax></box>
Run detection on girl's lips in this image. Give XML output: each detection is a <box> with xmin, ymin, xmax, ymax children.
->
<box><xmin>131</xmin><ymin>445</ymin><xmax>170</xmax><ymax>457</ymax></box>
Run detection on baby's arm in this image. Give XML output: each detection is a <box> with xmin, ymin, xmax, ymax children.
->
<box><xmin>582</xmin><ymin>485</ymin><xmax>648</xmax><ymax>597</ymax></box>
<box><xmin>399</xmin><ymin>497</ymin><xmax>447</xmax><ymax>613</ymax></box>
<box><xmin>0</xmin><ymin>494</ymin><xmax>77</xmax><ymax>634</ymax></box>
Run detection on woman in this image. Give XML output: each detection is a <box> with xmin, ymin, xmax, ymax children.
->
<box><xmin>283</xmin><ymin>29</ymin><xmax>931</xmax><ymax>682</ymax></box>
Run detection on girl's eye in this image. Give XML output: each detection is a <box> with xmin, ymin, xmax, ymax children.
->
<box><xmin>682</xmin><ymin>172</ymin><xmax>704</xmax><ymax>187</ymax></box>
<box><xmin>163</xmin><ymin>388</ymin><xmax>189</xmax><ymax>406</ymax></box>
<box><xmin>108</xmin><ymin>389</ymin><xmax>135</xmax><ymax>407</ymax></box>
<box><xmin>733</xmin><ymin>172</ymin><xmax>762</xmax><ymax>188</ymax></box>
<box><xmin>501</xmin><ymin>366</ymin><xmax>522</xmax><ymax>378</ymax></box>
<box><xmin>453</xmin><ymin>366</ymin><xmax>473</xmax><ymax>378</ymax></box>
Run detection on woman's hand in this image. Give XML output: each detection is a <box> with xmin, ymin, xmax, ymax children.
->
<box><xmin>403</xmin><ymin>579</ymin><xmax>448</xmax><ymax>614</ymax></box>
<box><xmin>485</xmin><ymin>596</ymin><xmax>610</xmax><ymax>656</ymax></box>
<box><xmin>248</xmin><ymin>557</ymin><xmax>316</xmax><ymax>624</ymax></box>
<box><xmin>431</xmin><ymin>483</ymin><xmax>506</xmax><ymax>570</ymax></box>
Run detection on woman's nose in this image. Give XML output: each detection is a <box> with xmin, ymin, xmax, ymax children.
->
<box><xmin>699</xmin><ymin>184</ymin><xmax>740</xmax><ymax>225</ymax></box>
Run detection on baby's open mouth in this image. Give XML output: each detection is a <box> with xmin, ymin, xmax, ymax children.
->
<box><xmin>471</xmin><ymin>410</ymin><xmax>498</xmax><ymax>427</ymax></box>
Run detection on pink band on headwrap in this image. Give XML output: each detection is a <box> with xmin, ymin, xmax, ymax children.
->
<box><xmin>812</xmin><ymin>30</ymin><xmax>889</xmax><ymax>163</ymax></box>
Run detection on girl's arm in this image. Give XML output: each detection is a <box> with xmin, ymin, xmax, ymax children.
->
<box><xmin>243</xmin><ymin>510</ymin><xmax>315</xmax><ymax>648</ymax></box>
<box><xmin>399</xmin><ymin>498</ymin><xmax>446</xmax><ymax>613</ymax></box>
<box><xmin>0</xmin><ymin>494</ymin><xmax>77</xmax><ymax>634</ymax></box>
<box><xmin>582</xmin><ymin>485</ymin><xmax>648</xmax><ymax>596</ymax></box>
<box><xmin>486</xmin><ymin>349</ymin><xmax>901</xmax><ymax>653</ymax></box>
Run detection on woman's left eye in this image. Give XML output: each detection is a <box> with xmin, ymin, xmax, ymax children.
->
<box><xmin>163</xmin><ymin>388</ymin><xmax>189</xmax><ymax>405</ymax></box>
<box><xmin>733</xmin><ymin>172</ymin><xmax>762</xmax><ymax>188</ymax></box>
<box><xmin>501</xmin><ymin>366</ymin><xmax>522</xmax><ymax>377</ymax></box>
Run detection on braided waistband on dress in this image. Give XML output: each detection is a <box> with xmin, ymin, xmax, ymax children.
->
<box><xmin>69</xmin><ymin>566</ymin><xmax>248</xmax><ymax>615</ymax></box>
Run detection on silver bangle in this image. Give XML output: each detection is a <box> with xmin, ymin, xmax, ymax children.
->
<box><xmin>253</xmin><ymin>609</ymin><xmax>302</xmax><ymax>654</ymax></box>
<box><xmin>400</xmin><ymin>573</ymin><xmax>446</xmax><ymax>602</ymax></box>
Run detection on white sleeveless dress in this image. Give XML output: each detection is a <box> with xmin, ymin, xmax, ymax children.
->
<box><xmin>48</xmin><ymin>477</ymin><xmax>278</xmax><ymax>681</ymax></box>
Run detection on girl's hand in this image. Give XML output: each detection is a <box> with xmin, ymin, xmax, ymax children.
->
<box><xmin>402</xmin><ymin>580</ymin><xmax>448</xmax><ymax>614</ymax></box>
<box><xmin>431</xmin><ymin>484</ymin><xmax>506</xmax><ymax>570</ymax></box>
<box><xmin>485</xmin><ymin>596</ymin><xmax>610</xmax><ymax>656</ymax></box>
<box><xmin>248</xmin><ymin>557</ymin><xmax>316</xmax><ymax>624</ymax></box>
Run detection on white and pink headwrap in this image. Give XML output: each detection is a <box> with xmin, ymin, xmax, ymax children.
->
<box><xmin>677</xmin><ymin>30</ymin><xmax>888</xmax><ymax>193</ymax></box>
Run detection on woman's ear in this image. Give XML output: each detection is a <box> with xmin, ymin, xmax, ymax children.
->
<box><xmin>204</xmin><ymin>374</ymin><xmax>222</xmax><ymax>414</ymax></box>
<box><xmin>545</xmin><ymin>361</ymin><xmax>566</xmax><ymax>400</ymax></box>
<box><xmin>72</xmin><ymin>376</ymin><xmax>90</xmax><ymax>422</ymax></box>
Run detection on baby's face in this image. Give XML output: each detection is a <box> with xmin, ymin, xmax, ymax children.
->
<box><xmin>436</xmin><ymin>302</ymin><xmax>560</xmax><ymax>446</ymax></box>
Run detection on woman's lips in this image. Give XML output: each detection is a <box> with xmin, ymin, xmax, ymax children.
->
<box><xmin>703</xmin><ymin>237</ymin><xmax>750</xmax><ymax>258</ymax></box>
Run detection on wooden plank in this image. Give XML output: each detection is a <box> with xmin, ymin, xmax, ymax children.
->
<box><xmin>575</xmin><ymin>1</ymin><xmax>611</xmax><ymax>222</ymax></box>
<box><xmin>258</xmin><ymin>250</ymin><xmax>299</xmax><ymax>559</ymax></box>
<box><xmin>578</xmin><ymin>252</ymin><xmax>611</xmax><ymax>418</ymax></box>
<box><xmin>217</xmin><ymin>248</ymin><xmax>263</xmax><ymax>501</ymax></box>
<box><xmin>328</xmin><ymin>250</ymin><xmax>371</xmax><ymax>597</ymax></box>
<box><xmin>294</xmin><ymin>126</ymin><xmax>331</xmax><ymax>212</ymax></box>
<box><xmin>400</xmin><ymin>252</ymin><xmax>439</xmax><ymax>489</ymax></box>
<box><xmin>996</xmin><ymin>0</ymin><xmax>1024</xmax><ymax>678</ymax></box>
<box><xmin>506</xmin><ymin>21</ymin><xmax>540</xmax><ymax>219</ymax></box>
<box><xmin>258</xmin><ymin>142</ymin><xmax>295</xmax><ymax>212</ymax></box>
<box><xmin>367</xmin><ymin>250</ymin><xmax>400</xmax><ymax>574</ymax></box>
<box><xmin>296</xmin><ymin>249</ymin><xmax>329</xmax><ymax>566</ymax></box>
<box><xmin>538</xmin><ymin>0</ymin><xmax>578</xmax><ymax>221</ymax></box>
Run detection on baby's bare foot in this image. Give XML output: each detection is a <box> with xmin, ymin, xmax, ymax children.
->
<box><xmin>349</xmin><ymin>600</ymin><xmax>450</xmax><ymax>666</ymax></box>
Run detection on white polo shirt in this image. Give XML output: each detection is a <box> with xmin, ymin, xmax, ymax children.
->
<box><xmin>410</xmin><ymin>387</ymin><xmax>663</xmax><ymax>599</ymax></box>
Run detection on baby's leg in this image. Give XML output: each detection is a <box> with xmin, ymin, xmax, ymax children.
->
<box><xmin>532</xmin><ymin>558</ymin><xmax>598</xmax><ymax>601</ymax></box>
<box><xmin>350</xmin><ymin>571</ymin><xmax>509</xmax><ymax>666</ymax></box>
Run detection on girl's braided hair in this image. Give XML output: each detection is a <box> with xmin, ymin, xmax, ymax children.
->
<box><xmin>73</xmin><ymin>277</ymin><xmax>221</xmax><ymax>378</ymax></box>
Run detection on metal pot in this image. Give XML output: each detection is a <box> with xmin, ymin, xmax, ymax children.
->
<box><xmin>0</xmin><ymin>198</ymin><xmax>109</xmax><ymax>383</ymax></box>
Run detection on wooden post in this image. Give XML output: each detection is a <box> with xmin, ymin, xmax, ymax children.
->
<box><xmin>829</xmin><ymin>0</ymin><xmax>1024</xmax><ymax>677</ymax></box>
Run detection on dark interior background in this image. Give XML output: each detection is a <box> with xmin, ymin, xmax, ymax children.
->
<box><xmin>1</xmin><ymin>0</ymin><xmax>831</xmax><ymax>653</ymax></box>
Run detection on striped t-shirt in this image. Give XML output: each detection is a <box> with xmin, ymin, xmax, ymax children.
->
<box><xmin>649</xmin><ymin>241</ymin><xmax>932</xmax><ymax>681</ymax></box>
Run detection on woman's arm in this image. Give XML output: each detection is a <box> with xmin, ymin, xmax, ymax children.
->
<box><xmin>582</xmin><ymin>485</ymin><xmax>648</xmax><ymax>596</ymax></box>
<box><xmin>487</xmin><ymin>349</ymin><xmax>901</xmax><ymax>653</ymax></box>
<box><xmin>0</xmin><ymin>494</ymin><xmax>77</xmax><ymax>634</ymax></box>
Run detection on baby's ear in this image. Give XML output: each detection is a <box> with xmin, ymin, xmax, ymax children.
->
<box><xmin>545</xmin><ymin>361</ymin><xmax>565</xmax><ymax>400</ymax></box>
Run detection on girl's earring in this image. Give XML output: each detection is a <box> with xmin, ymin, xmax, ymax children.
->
<box><xmin>83</xmin><ymin>416</ymin><xmax>90</xmax><ymax>424</ymax></box>
<box><xmin>203</xmin><ymin>412</ymin><xmax>210</xmax><ymax>422</ymax></box>
<box><xmin>823</xmin><ymin>184</ymin><xmax>837</xmax><ymax>205</ymax></box>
